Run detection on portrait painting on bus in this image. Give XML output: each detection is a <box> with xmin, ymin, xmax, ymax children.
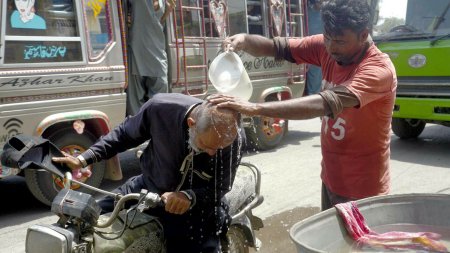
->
<box><xmin>10</xmin><ymin>0</ymin><xmax>47</xmax><ymax>29</ymax></box>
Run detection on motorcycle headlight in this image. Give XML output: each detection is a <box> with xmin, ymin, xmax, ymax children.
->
<box><xmin>26</xmin><ymin>224</ymin><xmax>75</xmax><ymax>253</ymax></box>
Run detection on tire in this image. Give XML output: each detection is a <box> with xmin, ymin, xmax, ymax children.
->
<box><xmin>391</xmin><ymin>118</ymin><xmax>426</xmax><ymax>139</ymax></box>
<box><xmin>25</xmin><ymin>129</ymin><xmax>105</xmax><ymax>206</ymax></box>
<box><xmin>221</xmin><ymin>226</ymin><xmax>250</xmax><ymax>253</ymax></box>
<box><xmin>245</xmin><ymin>116</ymin><xmax>288</xmax><ymax>150</ymax></box>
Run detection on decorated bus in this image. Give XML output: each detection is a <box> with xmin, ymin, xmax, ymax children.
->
<box><xmin>0</xmin><ymin>0</ymin><xmax>307</xmax><ymax>205</ymax></box>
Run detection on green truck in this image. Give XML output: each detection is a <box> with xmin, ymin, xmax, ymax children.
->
<box><xmin>372</xmin><ymin>0</ymin><xmax>450</xmax><ymax>138</ymax></box>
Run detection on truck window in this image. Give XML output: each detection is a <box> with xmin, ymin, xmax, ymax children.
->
<box><xmin>85</xmin><ymin>0</ymin><xmax>113</xmax><ymax>58</ymax></box>
<box><xmin>374</xmin><ymin>0</ymin><xmax>450</xmax><ymax>40</ymax></box>
<box><xmin>2</xmin><ymin>0</ymin><xmax>84</xmax><ymax>65</ymax></box>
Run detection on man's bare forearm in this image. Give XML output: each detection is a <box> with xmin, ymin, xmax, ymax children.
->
<box><xmin>254</xmin><ymin>95</ymin><xmax>330</xmax><ymax>120</ymax></box>
<box><xmin>242</xmin><ymin>34</ymin><xmax>276</xmax><ymax>57</ymax></box>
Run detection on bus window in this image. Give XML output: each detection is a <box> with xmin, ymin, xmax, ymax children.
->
<box><xmin>84</xmin><ymin>0</ymin><xmax>113</xmax><ymax>58</ymax></box>
<box><xmin>2</xmin><ymin>0</ymin><xmax>83</xmax><ymax>65</ymax></box>
<box><xmin>176</xmin><ymin>0</ymin><xmax>203</xmax><ymax>37</ymax></box>
<box><xmin>286</xmin><ymin>0</ymin><xmax>304</xmax><ymax>38</ymax></box>
<box><xmin>247</xmin><ymin>0</ymin><xmax>264</xmax><ymax>35</ymax></box>
<box><xmin>228</xmin><ymin>0</ymin><xmax>247</xmax><ymax>36</ymax></box>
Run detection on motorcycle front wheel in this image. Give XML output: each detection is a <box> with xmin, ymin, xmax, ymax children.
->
<box><xmin>25</xmin><ymin>129</ymin><xmax>105</xmax><ymax>205</ymax></box>
<box><xmin>221</xmin><ymin>226</ymin><xmax>250</xmax><ymax>253</ymax></box>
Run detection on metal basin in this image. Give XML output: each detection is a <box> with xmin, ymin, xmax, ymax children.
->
<box><xmin>290</xmin><ymin>194</ymin><xmax>450</xmax><ymax>253</ymax></box>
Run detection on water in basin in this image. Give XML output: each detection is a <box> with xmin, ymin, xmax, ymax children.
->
<box><xmin>290</xmin><ymin>194</ymin><xmax>450</xmax><ymax>253</ymax></box>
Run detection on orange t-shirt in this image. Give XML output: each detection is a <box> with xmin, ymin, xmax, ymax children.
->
<box><xmin>289</xmin><ymin>35</ymin><xmax>397</xmax><ymax>199</ymax></box>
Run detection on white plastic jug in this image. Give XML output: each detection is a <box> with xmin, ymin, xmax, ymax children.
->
<box><xmin>208</xmin><ymin>51</ymin><xmax>253</xmax><ymax>100</ymax></box>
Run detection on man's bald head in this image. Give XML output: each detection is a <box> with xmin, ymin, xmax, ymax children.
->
<box><xmin>188</xmin><ymin>102</ymin><xmax>240</xmax><ymax>155</ymax></box>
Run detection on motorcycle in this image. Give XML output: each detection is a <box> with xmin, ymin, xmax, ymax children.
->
<box><xmin>2</xmin><ymin>136</ymin><xmax>264</xmax><ymax>253</ymax></box>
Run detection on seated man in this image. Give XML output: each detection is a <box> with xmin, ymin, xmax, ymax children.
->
<box><xmin>53</xmin><ymin>93</ymin><xmax>245</xmax><ymax>253</ymax></box>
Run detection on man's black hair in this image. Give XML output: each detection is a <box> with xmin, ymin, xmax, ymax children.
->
<box><xmin>320</xmin><ymin>0</ymin><xmax>371</xmax><ymax>36</ymax></box>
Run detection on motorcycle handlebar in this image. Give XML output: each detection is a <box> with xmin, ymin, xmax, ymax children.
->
<box><xmin>60</xmin><ymin>171</ymin><xmax>165</xmax><ymax>229</ymax></box>
<box><xmin>61</xmin><ymin>162</ymin><xmax>262</xmax><ymax>228</ymax></box>
<box><xmin>95</xmin><ymin>191</ymin><xmax>163</xmax><ymax>228</ymax></box>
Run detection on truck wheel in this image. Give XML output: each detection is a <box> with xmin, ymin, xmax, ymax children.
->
<box><xmin>245</xmin><ymin>116</ymin><xmax>288</xmax><ymax>150</ymax></box>
<box><xmin>25</xmin><ymin>130</ymin><xmax>105</xmax><ymax>205</ymax></box>
<box><xmin>222</xmin><ymin>226</ymin><xmax>250</xmax><ymax>253</ymax></box>
<box><xmin>391</xmin><ymin>118</ymin><xmax>426</xmax><ymax>139</ymax></box>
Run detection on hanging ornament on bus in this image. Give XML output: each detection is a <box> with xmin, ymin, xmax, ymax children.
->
<box><xmin>210</xmin><ymin>0</ymin><xmax>227</xmax><ymax>38</ymax></box>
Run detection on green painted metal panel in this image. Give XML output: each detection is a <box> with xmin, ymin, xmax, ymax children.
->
<box><xmin>393</xmin><ymin>97</ymin><xmax>450</xmax><ymax>121</ymax></box>
<box><xmin>377</xmin><ymin>39</ymin><xmax>450</xmax><ymax>77</ymax></box>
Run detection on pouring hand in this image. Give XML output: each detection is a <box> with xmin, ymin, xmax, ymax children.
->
<box><xmin>161</xmin><ymin>192</ymin><xmax>191</xmax><ymax>215</ymax></box>
<box><xmin>207</xmin><ymin>94</ymin><xmax>260</xmax><ymax>116</ymax></box>
<box><xmin>222</xmin><ymin>34</ymin><xmax>247</xmax><ymax>52</ymax></box>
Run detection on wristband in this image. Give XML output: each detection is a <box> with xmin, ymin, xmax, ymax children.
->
<box><xmin>180</xmin><ymin>190</ymin><xmax>192</xmax><ymax>201</ymax></box>
<box><xmin>77</xmin><ymin>155</ymin><xmax>88</xmax><ymax>167</ymax></box>
<box><xmin>180</xmin><ymin>190</ymin><xmax>196</xmax><ymax>209</ymax></box>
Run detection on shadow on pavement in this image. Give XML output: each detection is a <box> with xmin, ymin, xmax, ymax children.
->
<box><xmin>244</xmin><ymin>130</ymin><xmax>320</xmax><ymax>156</ymax></box>
<box><xmin>0</xmin><ymin>176</ymin><xmax>50</xmax><ymax>229</ymax></box>
<box><xmin>390</xmin><ymin>124</ymin><xmax>450</xmax><ymax>168</ymax></box>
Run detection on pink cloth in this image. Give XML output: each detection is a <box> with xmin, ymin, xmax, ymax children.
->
<box><xmin>335</xmin><ymin>201</ymin><xmax>449</xmax><ymax>252</ymax></box>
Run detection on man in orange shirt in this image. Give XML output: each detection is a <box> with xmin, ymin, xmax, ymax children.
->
<box><xmin>209</xmin><ymin>0</ymin><xmax>397</xmax><ymax>210</ymax></box>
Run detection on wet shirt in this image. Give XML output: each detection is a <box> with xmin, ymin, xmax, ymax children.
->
<box><xmin>288</xmin><ymin>34</ymin><xmax>397</xmax><ymax>199</ymax></box>
<box><xmin>86</xmin><ymin>93</ymin><xmax>244</xmax><ymax>209</ymax></box>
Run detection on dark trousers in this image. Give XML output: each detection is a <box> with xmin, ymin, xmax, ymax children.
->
<box><xmin>125</xmin><ymin>75</ymin><xmax>168</xmax><ymax>116</ymax></box>
<box><xmin>97</xmin><ymin>174</ymin><xmax>223</xmax><ymax>253</ymax></box>
<box><xmin>321</xmin><ymin>182</ymin><xmax>356</xmax><ymax>211</ymax></box>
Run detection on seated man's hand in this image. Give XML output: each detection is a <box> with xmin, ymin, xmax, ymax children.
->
<box><xmin>51</xmin><ymin>151</ymin><xmax>82</xmax><ymax>170</ymax></box>
<box><xmin>161</xmin><ymin>192</ymin><xmax>191</xmax><ymax>215</ymax></box>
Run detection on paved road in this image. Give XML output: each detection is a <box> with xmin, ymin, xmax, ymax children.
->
<box><xmin>1</xmin><ymin>119</ymin><xmax>450</xmax><ymax>253</ymax></box>
<box><xmin>248</xmin><ymin>119</ymin><xmax>450</xmax><ymax>253</ymax></box>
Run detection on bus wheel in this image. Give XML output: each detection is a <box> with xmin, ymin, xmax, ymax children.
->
<box><xmin>25</xmin><ymin>130</ymin><xmax>105</xmax><ymax>206</ymax></box>
<box><xmin>392</xmin><ymin>118</ymin><xmax>426</xmax><ymax>139</ymax></box>
<box><xmin>245</xmin><ymin>116</ymin><xmax>288</xmax><ymax>150</ymax></box>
